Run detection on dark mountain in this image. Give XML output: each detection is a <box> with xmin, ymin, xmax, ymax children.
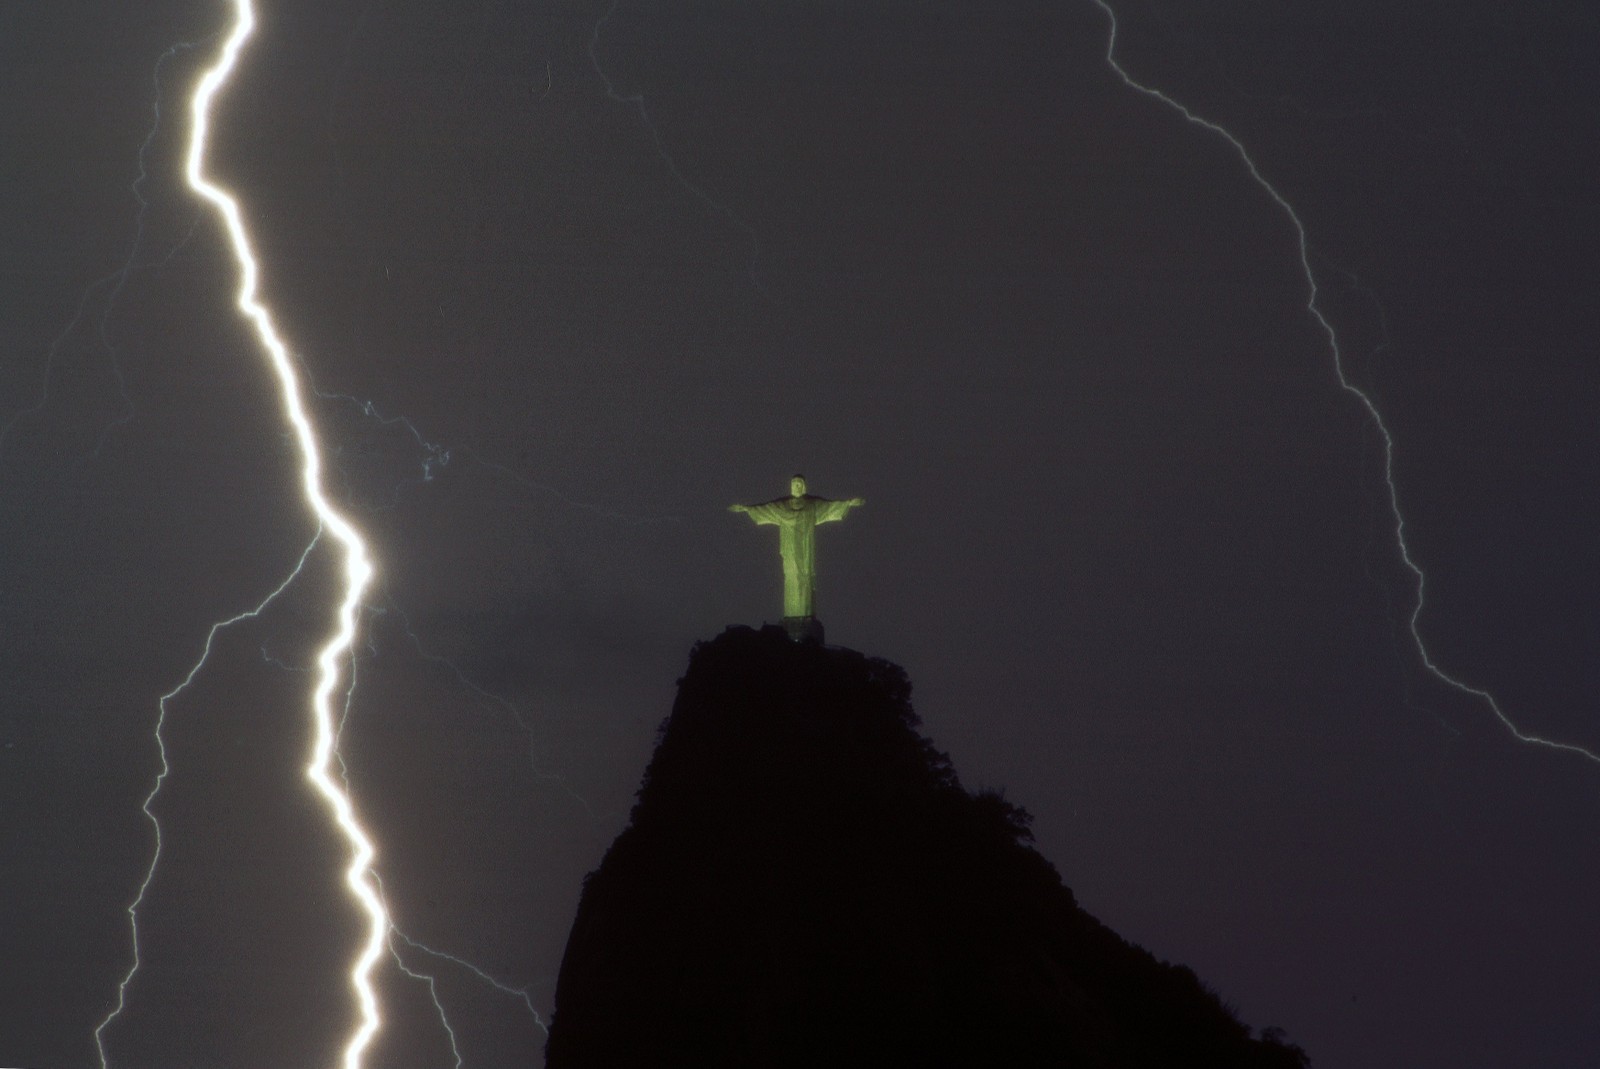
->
<box><xmin>545</xmin><ymin>625</ymin><xmax>1309</xmax><ymax>1068</ymax></box>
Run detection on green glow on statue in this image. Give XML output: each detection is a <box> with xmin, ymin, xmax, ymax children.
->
<box><xmin>730</xmin><ymin>475</ymin><xmax>864</xmax><ymax>628</ymax></box>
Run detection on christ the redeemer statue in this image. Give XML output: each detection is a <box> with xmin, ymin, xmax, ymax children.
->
<box><xmin>730</xmin><ymin>475</ymin><xmax>864</xmax><ymax>642</ymax></box>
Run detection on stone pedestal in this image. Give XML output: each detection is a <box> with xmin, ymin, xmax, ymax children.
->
<box><xmin>781</xmin><ymin>616</ymin><xmax>825</xmax><ymax>644</ymax></box>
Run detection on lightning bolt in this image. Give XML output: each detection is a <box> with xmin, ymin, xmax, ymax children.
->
<box><xmin>136</xmin><ymin>3</ymin><xmax>388</xmax><ymax>1068</ymax></box>
<box><xmin>1090</xmin><ymin>0</ymin><xmax>1600</xmax><ymax>765</ymax></box>
<box><xmin>231</xmin><ymin>600</ymin><xmax>558</xmax><ymax>1067</ymax></box>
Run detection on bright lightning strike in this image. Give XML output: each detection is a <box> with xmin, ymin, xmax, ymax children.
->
<box><xmin>181</xmin><ymin>3</ymin><xmax>388</xmax><ymax>1068</ymax></box>
<box><xmin>1090</xmin><ymin>1</ymin><xmax>1600</xmax><ymax>766</ymax></box>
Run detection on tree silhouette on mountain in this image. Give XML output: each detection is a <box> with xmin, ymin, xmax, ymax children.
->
<box><xmin>546</xmin><ymin>625</ymin><xmax>1309</xmax><ymax>1068</ymax></box>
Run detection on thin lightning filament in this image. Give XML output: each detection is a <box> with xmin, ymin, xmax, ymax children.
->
<box><xmin>185</xmin><ymin>3</ymin><xmax>387</xmax><ymax>1067</ymax></box>
<box><xmin>1091</xmin><ymin>0</ymin><xmax>1598</xmax><ymax>766</ymax></box>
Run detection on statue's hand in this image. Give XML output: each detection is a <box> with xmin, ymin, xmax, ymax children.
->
<box><xmin>728</xmin><ymin>504</ymin><xmax>748</xmax><ymax>513</ymax></box>
<box><xmin>849</xmin><ymin>497</ymin><xmax>865</xmax><ymax>507</ymax></box>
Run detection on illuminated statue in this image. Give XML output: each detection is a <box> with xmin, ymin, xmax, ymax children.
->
<box><xmin>730</xmin><ymin>475</ymin><xmax>864</xmax><ymax>640</ymax></box>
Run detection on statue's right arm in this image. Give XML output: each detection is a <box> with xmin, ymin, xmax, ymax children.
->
<box><xmin>740</xmin><ymin>501</ymin><xmax>786</xmax><ymax>525</ymax></box>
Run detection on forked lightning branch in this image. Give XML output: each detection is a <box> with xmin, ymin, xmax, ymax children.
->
<box><xmin>1090</xmin><ymin>0</ymin><xmax>1598</xmax><ymax>768</ymax></box>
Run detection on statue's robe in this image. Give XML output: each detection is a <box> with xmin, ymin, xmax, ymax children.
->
<box><xmin>742</xmin><ymin>494</ymin><xmax>858</xmax><ymax>618</ymax></box>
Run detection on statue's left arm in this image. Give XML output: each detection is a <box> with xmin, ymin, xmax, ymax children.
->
<box><xmin>814</xmin><ymin>496</ymin><xmax>864</xmax><ymax>524</ymax></box>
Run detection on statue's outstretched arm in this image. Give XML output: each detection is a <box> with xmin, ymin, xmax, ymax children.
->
<box><xmin>814</xmin><ymin>496</ymin><xmax>864</xmax><ymax>524</ymax></box>
<box><xmin>731</xmin><ymin>500</ymin><xmax>787</xmax><ymax>525</ymax></box>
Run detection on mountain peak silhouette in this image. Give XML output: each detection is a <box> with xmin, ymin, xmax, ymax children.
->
<box><xmin>546</xmin><ymin>625</ymin><xmax>1309</xmax><ymax>1068</ymax></box>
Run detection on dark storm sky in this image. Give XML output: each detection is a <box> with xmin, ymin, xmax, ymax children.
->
<box><xmin>4</xmin><ymin>2</ymin><xmax>1598</xmax><ymax>1067</ymax></box>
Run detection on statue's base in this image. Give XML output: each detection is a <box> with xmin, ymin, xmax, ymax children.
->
<box><xmin>781</xmin><ymin>616</ymin><xmax>825</xmax><ymax>644</ymax></box>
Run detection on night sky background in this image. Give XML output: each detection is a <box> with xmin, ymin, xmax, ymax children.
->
<box><xmin>4</xmin><ymin>1</ymin><xmax>1599</xmax><ymax>1067</ymax></box>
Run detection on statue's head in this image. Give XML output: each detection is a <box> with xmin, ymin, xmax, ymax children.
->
<box><xmin>790</xmin><ymin>474</ymin><xmax>807</xmax><ymax>498</ymax></box>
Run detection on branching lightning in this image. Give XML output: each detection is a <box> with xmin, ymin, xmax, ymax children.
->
<box><xmin>382</xmin><ymin>924</ymin><xmax>553</xmax><ymax>1069</ymax></box>
<box><xmin>0</xmin><ymin>42</ymin><xmax>196</xmax><ymax>465</ymax></box>
<box><xmin>95</xmin><ymin>535</ymin><xmax>321</xmax><ymax>1067</ymax></box>
<box><xmin>180</xmin><ymin>3</ymin><xmax>386</xmax><ymax>1068</ymax></box>
<box><xmin>375</xmin><ymin>874</ymin><xmax>549</xmax><ymax>1064</ymax></box>
<box><xmin>389</xmin><ymin>927</ymin><xmax>549</xmax><ymax>1036</ymax></box>
<box><xmin>312</xmin><ymin>386</ymin><xmax>681</xmax><ymax>526</ymax></box>
<box><xmin>318</xmin><ymin>390</ymin><xmax>452</xmax><ymax>484</ymax></box>
<box><xmin>587</xmin><ymin>0</ymin><xmax>764</xmax><ymax>287</ymax></box>
<box><xmin>388</xmin><ymin>939</ymin><xmax>466</xmax><ymax>1069</ymax></box>
<box><xmin>381</xmin><ymin>601</ymin><xmax>602</xmax><ymax>820</ymax></box>
<box><xmin>1090</xmin><ymin>0</ymin><xmax>1600</xmax><ymax>765</ymax></box>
